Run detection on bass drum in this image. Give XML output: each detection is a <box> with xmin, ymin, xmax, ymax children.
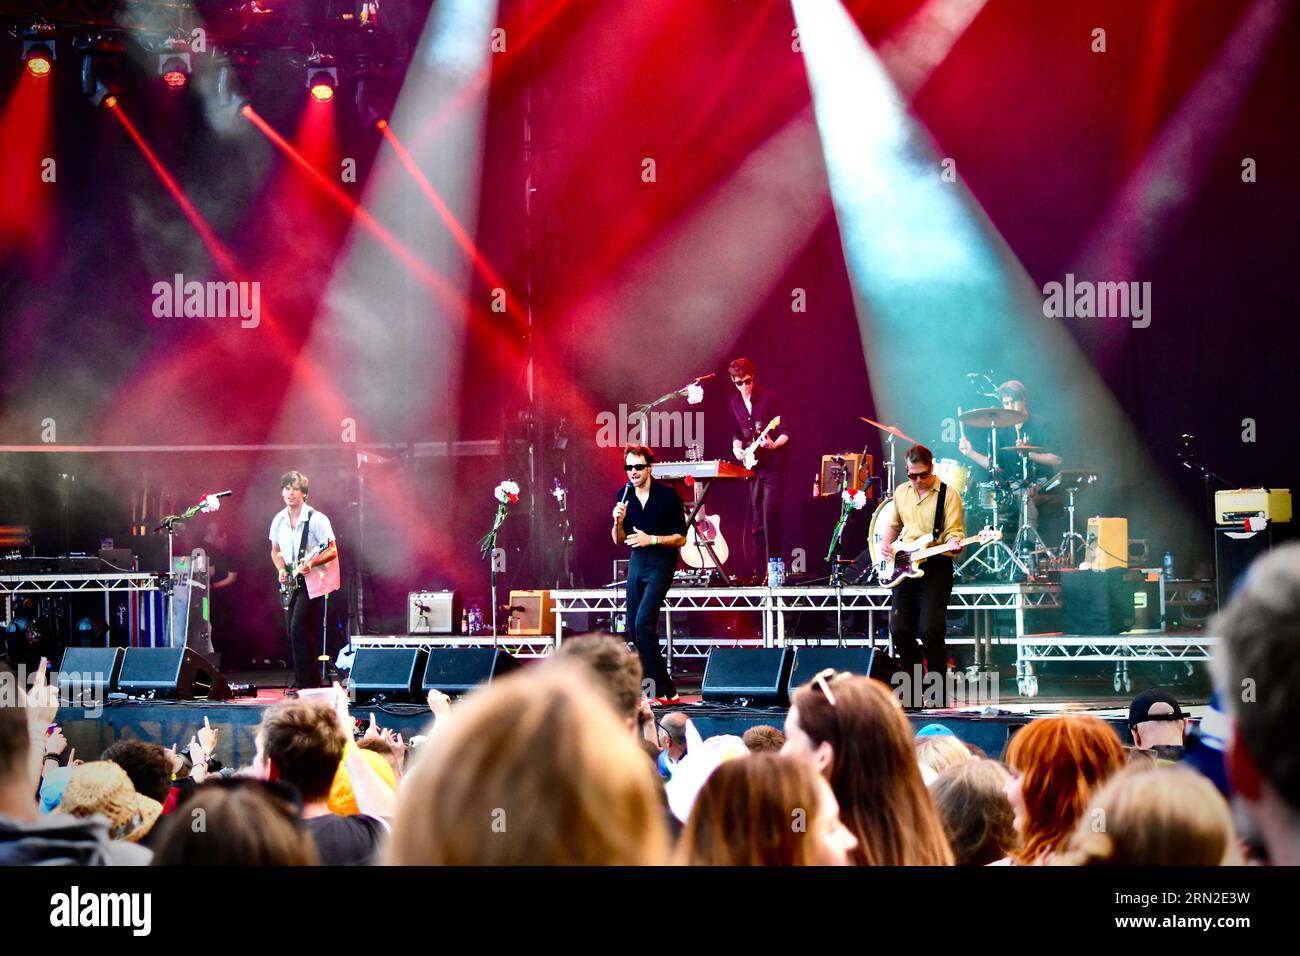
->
<box><xmin>866</xmin><ymin>496</ymin><xmax>897</xmax><ymax>571</ymax></box>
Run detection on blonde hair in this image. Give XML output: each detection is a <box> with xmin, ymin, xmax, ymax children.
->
<box><xmin>1058</xmin><ymin>765</ymin><xmax>1240</xmax><ymax>866</ymax></box>
<box><xmin>916</xmin><ymin>734</ymin><xmax>974</xmax><ymax>777</ymax></box>
<box><xmin>388</xmin><ymin>662</ymin><xmax>668</xmax><ymax>865</ymax></box>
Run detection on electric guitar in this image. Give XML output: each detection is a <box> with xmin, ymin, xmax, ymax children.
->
<box><xmin>876</xmin><ymin>528</ymin><xmax>1001</xmax><ymax>589</ymax></box>
<box><xmin>741</xmin><ymin>416</ymin><xmax>782</xmax><ymax>470</ymax></box>
<box><xmin>279</xmin><ymin>540</ymin><xmax>333</xmax><ymax>610</ymax></box>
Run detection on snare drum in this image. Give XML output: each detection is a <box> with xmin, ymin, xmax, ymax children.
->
<box><xmin>935</xmin><ymin>458</ymin><xmax>970</xmax><ymax>496</ymax></box>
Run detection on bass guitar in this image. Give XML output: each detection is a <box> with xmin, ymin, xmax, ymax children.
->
<box><xmin>877</xmin><ymin>528</ymin><xmax>1001</xmax><ymax>589</ymax></box>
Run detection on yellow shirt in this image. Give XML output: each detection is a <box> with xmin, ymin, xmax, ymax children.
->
<box><xmin>890</xmin><ymin>480</ymin><xmax>965</xmax><ymax>547</ymax></box>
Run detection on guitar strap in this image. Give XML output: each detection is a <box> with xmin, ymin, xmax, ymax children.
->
<box><xmin>932</xmin><ymin>482</ymin><xmax>947</xmax><ymax>547</ymax></box>
<box><xmin>295</xmin><ymin>508</ymin><xmax>312</xmax><ymax>574</ymax></box>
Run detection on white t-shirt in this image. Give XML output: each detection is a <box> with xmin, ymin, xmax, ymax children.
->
<box><xmin>268</xmin><ymin>506</ymin><xmax>335</xmax><ymax>567</ymax></box>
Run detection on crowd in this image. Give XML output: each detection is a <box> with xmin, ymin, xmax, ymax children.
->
<box><xmin>1</xmin><ymin>542</ymin><xmax>1297</xmax><ymax>867</ymax></box>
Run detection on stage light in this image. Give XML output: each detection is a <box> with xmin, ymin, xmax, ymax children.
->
<box><xmin>159</xmin><ymin>53</ymin><xmax>191</xmax><ymax>90</ymax></box>
<box><xmin>306</xmin><ymin>60</ymin><xmax>338</xmax><ymax>103</ymax></box>
<box><xmin>23</xmin><ymin>44</ymin><xmax>53</xmax><ymax>78</ymax></box>
<box><xmin>79</xmin><ymin>36</ymin><xmax>125</xmax><ymax>108</ymax></box>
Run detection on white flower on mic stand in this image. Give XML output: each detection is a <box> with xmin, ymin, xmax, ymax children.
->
<box><xmin>841</xmin><ymin>487</ymin><xmax>866</xmax><ymax>511</ymax></box>
<box><xmin>685</xmin><ymin>382</ymin><xmax>704</xmax><ymax>405</ymax></box>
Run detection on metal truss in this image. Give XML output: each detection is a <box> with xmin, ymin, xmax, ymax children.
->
<box><xmin>351</xmin><ymin>634</ymin><xmax>556</xmax><ymax>659</ymax></box>
<box><xmin>0</xmin><ymin>572</ymin><xmax>162</xmax><ymax>594</ymax></box>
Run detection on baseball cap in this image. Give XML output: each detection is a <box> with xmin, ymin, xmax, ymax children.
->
<box><xmin>1128</xmin><ymin>688</ymin><xmax>1186</xmax><ymax>728</ymax></box>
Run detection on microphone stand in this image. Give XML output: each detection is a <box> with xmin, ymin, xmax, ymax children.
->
<box><xmin>155</xmin><ymin>494</ymin><xmax>224</xmax><ymax>648</ymax></box>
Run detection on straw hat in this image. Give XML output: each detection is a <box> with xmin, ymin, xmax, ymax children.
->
<box><xmin>58</xmin><ymin>761</ymin><xmax>163</xmax><ymax>842</ymax></box>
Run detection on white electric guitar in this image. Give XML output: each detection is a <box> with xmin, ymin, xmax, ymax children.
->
<box><xmin>741</xmin><ymin>416</ymin><xmax>782</xmax><ymax>470</ymax></box>
<box><xmin>877</xmin><ymin>528</ymin><xmax>1001</xmax><ymax>589</ymax></box>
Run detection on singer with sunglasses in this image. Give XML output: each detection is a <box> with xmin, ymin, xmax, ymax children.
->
<box><xmin>612</xmin><ymin>444</ymin><xmax>688</xmax><ymax>703</ymax></box>
<box><xmin>727</xmin><ymin>357</ymin><xmax>790</xmax><ymax>581</ymax></box>
<box><xmin>879</xmin><ymin>444</ymin><xmax>965</xmax><ymax>707</ymax></box>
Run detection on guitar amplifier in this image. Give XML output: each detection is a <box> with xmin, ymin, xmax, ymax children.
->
<box><xmin>819</xmin><ymin>453</ymin><xmax>873</xmax><ymax>497</ymax></box>
<box><xmin>508</xmin><ymin>590</ymin><xmax>555</xmax><ymax>636</ymax></box>
<box><xmin>1215</xmin><ymin>488</ymin><xmax>1291</xmax><ymax>525</ymax></box>
<box><xmin>1086</xmin><ymin>517</ymin><xmax>1128</xmax><ymax>570</ymax></box>
<box><xmin>408</xmin><ymin>591</ymin><xmax>462</xmax><ymax>635</ymax></box>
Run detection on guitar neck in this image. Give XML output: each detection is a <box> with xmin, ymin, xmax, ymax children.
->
<box><xmin>910</xmin><ymin>533</ymin><xmax>984</xmax><ymax>561</ymax></box>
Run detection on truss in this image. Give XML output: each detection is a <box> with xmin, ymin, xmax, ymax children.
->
<box><xmin>0</xmin><ymin>572</ymin><xmax>163</xmax><ymax>594</ymax></box>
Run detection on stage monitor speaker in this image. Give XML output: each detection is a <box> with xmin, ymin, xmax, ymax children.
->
<box><xmin>789</xmin><ymin>646</ymin><xmax>902</xmax><ymax>697</ymax></box>
<box><xmin>702</xmin><ymin>647</ymin><xmax>794</xmax><ymax>706</ymax></box>
<box><xmin>1060</xmin><ymin>569</ymin><xmax>1135</xmax><ymax>635</ymax></box>
<box><xmin>408</xmin><ymin>591</ymin><xmax>462</xmax><ymax>635</ymax></box>
<box><xmin>57</xmin><ymin>647</ymin><xmax>124</xmax><ymax>702</ymax></box>
<box><xmin>1215</xmin><ymin>526</ymin><xmax>1273</xmax><ymax>610</ymax></box>
<box><xmin>420</xmin><ymin>648</ymin><xmax>519</xmax><ymax>697</ymax></box>
<box><xmin>349</xmin><ymin>647</ymin><xmax>428</xmax><ymax>702</ymax></box>
<box><xmin>118</xmin><ymin>647</ymin><xmax>232</xmax><ymax>700</ymax></box>
<box><xmin>1086</xmin><ymin>517</ymin><xmax>1128</xmax><ymax>570</ymax></box>
<box><xmin>508</xmin><ymin>590</ymin><xmax>555</xmax><ymax>636</ymax></box>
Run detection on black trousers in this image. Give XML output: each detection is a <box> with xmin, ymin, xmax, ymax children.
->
<box><xmin>750</xmin><ymin>467</ymin><xmax>786</xmax><ymax>573</ymax></box>
<box><xmin>626</xmin><ymin>550</ymin><xmax>677</xmax><ymax>699</ymax></box>
<box><xmin>285</xmin><ymin>588</ymin><xmax>326</xmax><ymax>689</ymax></box>
<box><xmin>889</xmin><ymin>555</ymin><xmax>953</xmax><ymax>706</ymax></box>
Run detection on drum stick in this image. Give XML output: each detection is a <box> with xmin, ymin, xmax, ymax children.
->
<box><xmin>957</xmin><ymin>407</ymin><xmax>965</xmax><ymax>444</ymax></box>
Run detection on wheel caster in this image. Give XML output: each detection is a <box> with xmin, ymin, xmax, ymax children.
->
<box><xmin>1123</xmin><ymin>675</ymin><xmax>1132</xmax><ymax>693</ymax></box>
<box><xmin>1026</xmin><ymin>676</ymin><xmax>1039</xmax><ymax>698</ymax></box>
<box><xmin>1113</xmin><ymin>673</ymin><xmax>1122</xmax><ymax>692</ymax></box>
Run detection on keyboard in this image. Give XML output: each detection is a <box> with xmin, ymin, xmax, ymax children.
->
<box><xmin>652</xmin><ymin>460</ymin><xmax>755</xmax><ymax>481</ymax></box>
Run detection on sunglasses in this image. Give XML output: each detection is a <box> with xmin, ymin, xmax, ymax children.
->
<box><xmin>732</xmin><ymin>377</ymin><xmax>753</xmax><ymax>386</ymax></box>
<box><xmin>907</xmin><ymin>470</ymin><xmax>932</xmax><ymax>481</ymax></box>
<box><xmin>624</xmin><ymin>463</ymin><xmax>648</xmax><ymax>472</ymax></box>
<box><xmin>811</xmin><ymin>667</ymin><xmax>847</xmax><ymax>706</ymax></box>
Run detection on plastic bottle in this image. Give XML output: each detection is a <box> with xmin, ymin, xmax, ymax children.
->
<box><xmin>1163</xmin><ymin>550</ymin><xmax>1174</xmax><ymax>580</ymax></box>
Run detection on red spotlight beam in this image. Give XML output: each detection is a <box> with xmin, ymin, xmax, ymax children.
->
<box><xmin>242</xmin><ymin>104</ymin><xmax>462</xmax><ymax>312</ymax></box>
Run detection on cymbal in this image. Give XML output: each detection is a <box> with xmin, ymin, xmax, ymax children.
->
<box><xmin>1006</xmin><ymin>444</ymin><xmax>1048</xmax><ymax>454</ymax></box>
<box><xmin>959</xmin><ymin>406</ymin><xmax>1027</xmax><ymax>429</ymax></box>
<box><xmin>859</xmin><ymin>417</ymin><xmax>919</xmax><ymax>445</ymax></box>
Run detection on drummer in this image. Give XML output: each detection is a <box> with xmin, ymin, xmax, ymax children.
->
<box><xmin>958</xmin><ymin>380</ymin><xmax>1060</xmax><ymax>481</ymax></box>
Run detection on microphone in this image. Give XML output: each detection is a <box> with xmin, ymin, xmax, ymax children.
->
<box><xmin>210</xmin><ymin>490</ymin><xmax>234</xmax><ymax>498</ymax></box>
<box><xmin>619</xmin><ymin>482</ymin><xmax>633</xmax><ymax>503</ymax></box>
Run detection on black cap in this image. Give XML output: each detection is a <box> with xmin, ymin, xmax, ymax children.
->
<box><xmin>1128</xmin><ymin>688</ymin><xmax>1186</xmax><ymax>728</ymax></box>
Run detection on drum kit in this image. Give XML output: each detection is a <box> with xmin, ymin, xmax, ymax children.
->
<box><xmin>858</xmin><ymin>407</ymin><xmax>1099</xmax><ymax>583</ymax></box>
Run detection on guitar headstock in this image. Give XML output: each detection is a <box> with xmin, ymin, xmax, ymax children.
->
<box><xmin>766</xmin><ymin>416</ymin><xmax>781</xmax><ymax>430</ymax></box>
<box><xmin>976</xmin><ymin>527</ymin><xmax>1003</xmax><ymax>544</ymax></box>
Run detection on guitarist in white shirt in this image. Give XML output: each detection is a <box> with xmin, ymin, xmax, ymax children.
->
<box><xmin>879</xmin><ymin>445</ymin><xmax>964</xmax><ymax>707</ymax></box>
<box><xmin>728</xmin><ymin>357</ymin><xmax>790</xmax><ymax>582</ymax></box>
<box><xmin>269</xmin><ymin>471</ymin><xmax>338</xmax><ymax>691</ymax></box>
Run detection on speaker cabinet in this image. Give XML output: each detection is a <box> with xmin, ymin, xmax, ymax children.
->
<box><xmin>1060</xmin><ymin>569</ymin><xmax>1136</xmax><ymax>635</ymax></box>
<box><xmin>508</xmin><ymin>590</ymin><xmax>555</xmax><ymax>636</ymax></box>
<box><xmin>1086</xmin><ymin>517</ymin><xmax>1128</xmax><ymax>570</ymax></box>
<box><xmin>57</xmin><ymin>647</ymin><xmax>124</xmax><ymax>703</ymax></box>
<box><xmin>788</xmin><ymin>646</ymin><xmax>901</xmax><ymax>697</ymax></box>
<box><xmin>421</xmin><ymin>648</ymin><xmax>519</xmax><ymax>697</ymax></box>
<box><xmin>1215</xmin><ymin>526</ymin><xmax>1274</xmax><ymax>609</ymax></box>
<box><xmin>348</xmin><ymin>647</ymin><xmax>428</xmax><ymax>702</ymax></box>
<box><xmin>702</xmin><ymin>647</ymin><xmax>794</xmax><ymax>706</ymax></box>
<box><xmin>408</xmin><ymin>591</ymin><xmax>462</xmax><ymax>635</ymax></box>
<box><xmin>118</xmin><ymin>647</ymin><xmax>231</xmax><ymax>700</ymax></box>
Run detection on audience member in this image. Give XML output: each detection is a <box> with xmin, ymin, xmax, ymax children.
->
<box><xmin>783</xmin><ymin>672</ymin><xmax>953</xmax><ymax>865</ymax></box>
<box><xmin>929</xmin><ymin>760</ymin><xmax>1019</xmax><ymax>866</ymax></box>
<box><xmin>389</xmin><ymin>662</ymin><xmax>668</xmax><ymax>865</ymax></box>
<box><xmin>253</xmin><ymin>689</ymin><xmax>392</xmax><ymax>865</ymax></box>
<box><xmin>1127</xmin><ymin>688</ymin><xmax>1187</xmax><ymax>762</ymax></box>
<box><xmin>1003</xmin><ymin>715</ymin><xmax>1125</xmax><ymax>864</ymax></box>
<box><xmin>0</xmin><ymin>662</ymin><xmax>150</xmax><ymax>865</ymax></box>
<box><xmin>1211</xmin><ymin>543</ymin><xmax>1300</xmax><ymax>865</ymax></box>
<box><xmin>742</xmin><ymin>725</ymin><xmax>786</xmax><ymax>753</ymax></box>
<box><xmin>657</xmin><ymin>712</ymin><xmax>689</xmax><ymax>777</ymax></box>
<box><xmin>57</xmin><ymin>761</ymin><xmax>162</xmax><ymax>845</ymax></box>
<box><xmin>152</xmin><ymin>779</ymin><xmax>318</xmax><ymax>865</ymax></box>
<box><xmin>1058</xmin><ymin>765</ymin><xmax>1240</xmax><ymax>866</ymax></box>
<box><xmin>677</xmin><ymin>753</ymin><xmax>858</xmax><ymax>865</ymax></box>
<box><xmin>916</xmin><ymin>733</ymin><xmax>974</xmax><ymax>783</ymax></box>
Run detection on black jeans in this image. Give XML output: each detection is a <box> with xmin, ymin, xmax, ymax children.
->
<box><xmin>626</xmin><ymin>550</ymin><xmax>677</xmax><ymax>699</ymax></box>
<box><xmin>889</xmin><ymin>554</ymin><xmax>953</xmax><ymax>706</ymax></box>
<box><xmin>750</xmin><ymin>467</ymin><xmax>786</xmax><ymax>573</ymax></box>
<box><xmin>285</xmin><ymin>588</ymin><xmax>325</xmax><ymax>689</ymax></box>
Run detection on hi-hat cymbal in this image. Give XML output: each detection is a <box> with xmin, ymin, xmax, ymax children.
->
<box><xmin>960</xmin><ymin>406</ymin><xmax>1028</xmax><ymax>429</ymax></box>
<box><xmin>860</xmin><ymin>416</ymin><xmax>919</xmax><ymax>445</ymax></box>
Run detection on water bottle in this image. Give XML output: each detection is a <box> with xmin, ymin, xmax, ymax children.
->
<box><xmin>775</xmin><ymin>558</ymin><xmax>786</xmax><ymax>587</ymax></box>
<box><xmin>1163</xmin><ymin>550</ymin><xmax>1173</xmax><ymax>580</ymax></box>
<box><xmin>767</xmin><ymin>557</ymin><xmax>778</xmax><ymax>587</ymax></box>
